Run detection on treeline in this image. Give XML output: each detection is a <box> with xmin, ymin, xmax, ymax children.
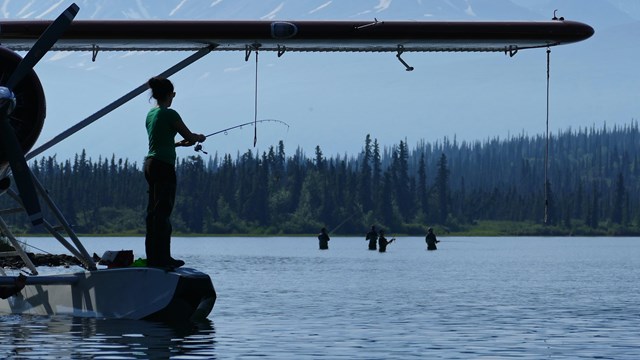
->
<box><xmin>3</xmin><ymin>122</ymin><xmax>640</xmax><ymax>235</ymax></box>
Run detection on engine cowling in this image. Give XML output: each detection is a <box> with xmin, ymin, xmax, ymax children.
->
<box><xmin>0</xmin><ymin>46</ymin><xmax>47</xmax><ymax>168</ymax></box>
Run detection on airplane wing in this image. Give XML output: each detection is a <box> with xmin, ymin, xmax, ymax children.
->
<box><xmin>0</xmin><ymin>12</ymin><xmax>594</xmax><ymax>233</ymax></box>
<box><xmin>0</xmin><ymin>19</ymin><xmax>594</xmax><ymax>54</ymax></box>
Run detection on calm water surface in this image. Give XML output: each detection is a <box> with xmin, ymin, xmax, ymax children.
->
<box><xmin>1</xmin><ymin>236</ymin><xmax>639</xmax><ymax>359</ymax></box>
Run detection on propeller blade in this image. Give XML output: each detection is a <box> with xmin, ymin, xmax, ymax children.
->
<box><xmin>0</xmin><ymin>4</ymin><xmax>78</xmax><ymax>226</ymax></box>
<box><xmin>0</xmin><ymin>102</ymin><xmax>42</xmax><ymax>226</ymax></box>
<box><xmin>5</xmin><ymin>3</ymin><xmax>79</xmax><ymax>90</ymax></box>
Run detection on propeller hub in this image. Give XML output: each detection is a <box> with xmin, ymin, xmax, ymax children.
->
<box><xmin>0</xmin><ymin>87</ymin><xmax>16</xmax><ymax>114</ymax></box>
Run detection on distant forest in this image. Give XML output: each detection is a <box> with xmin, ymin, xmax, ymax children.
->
<box><xmin>2</xmin><ymin>122</ymin><xmax>640</xmax><ymax>236</ymax></box>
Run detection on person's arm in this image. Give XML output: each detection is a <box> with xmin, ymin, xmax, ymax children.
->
<box><xmin>174</xmin><ymin>116</ymin><xmax>206</xmax><ymax>147</ymax></box>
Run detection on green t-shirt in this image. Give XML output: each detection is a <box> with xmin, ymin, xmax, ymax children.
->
<box><xmin>146</xmin><ymin>107</ymin><xmax>180</xmax><ymax>165</ymax></box>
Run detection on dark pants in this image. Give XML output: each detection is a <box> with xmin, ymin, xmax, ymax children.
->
<box><xmin>144</xmin><ymin>157</ymin><xmax>176</xmax><ymax>267</ymax></box>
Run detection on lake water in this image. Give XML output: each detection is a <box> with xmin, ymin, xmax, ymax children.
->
<box><xmin>1</xmin><ymin>236</ymin><xmax>639</xmax><ymax>359</ymax></box>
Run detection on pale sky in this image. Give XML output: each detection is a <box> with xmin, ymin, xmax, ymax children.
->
<box><xmin>6</xmin><ymin>0</ymin><xmax>637</xmax><ymax>164</ymax></box>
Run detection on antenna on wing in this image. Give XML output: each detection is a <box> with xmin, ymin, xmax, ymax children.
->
<box><xmin>355</xmin><ymin>18</ymin><xmax>383</xmax><ymax>30</ymax></box>
<box><xmin>552</xmin><ymin>10</ymin><xmax>565</xmax><ymax>21</ymax></box>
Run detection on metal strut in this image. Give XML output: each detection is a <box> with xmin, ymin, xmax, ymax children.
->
<box><xmin>26</xmin><ymin>45</ymin><xmax>216</xmax><ymax>161</ymax></box>
<box><xmin>396</xmin><ymin>45</ymin><xmax>414</xmax><ymax>71</ymax></box>
<box><xmin>10</xmin><ymin>45</ymin><xmax>217</xmax><ymax>273</ymax></box>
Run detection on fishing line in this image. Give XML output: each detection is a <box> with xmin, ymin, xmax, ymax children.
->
<box><xmin>328</xmin><ymin>204</ymin><xmax>365</xmax><ymax>235</ymax></box>
<box><xmin>6</xmin><ymin>237</ymin><xmax>52</xmax><ymax>257</ymax></box>
<box><xmin>328</xmin><ymin>212</ymin><xmax>357</xmax><ymax>235</ymax></box>
<box><xmin>4</xmin><ymin>237</ymin><xmax>76</xmax><ymax>268</ymax></box>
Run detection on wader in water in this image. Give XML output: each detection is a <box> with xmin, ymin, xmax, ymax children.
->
<box><xmin>426</xmin><ymin>228</ymin><xmax>439</xmax><ymax>251</ymax></box>
<box><xmin>318</xmin><ymin>228</ymin><xmax>330</xmax><ymax>250</ymax></box>
<box><xmin>378</xmin><ymin>233</ymin><xmax>394</xmax><ymax>253</ymax></box>
<box><xmin>366</xmin><ymin>227</ymin><xmax>378</xmax><ymax>250</ymax></box>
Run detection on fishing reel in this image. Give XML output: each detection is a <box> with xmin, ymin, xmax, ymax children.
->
<box><xmin>194</xmin><ymin>142</ymin><xmax>207</xmax><ymax>155</ymax></box>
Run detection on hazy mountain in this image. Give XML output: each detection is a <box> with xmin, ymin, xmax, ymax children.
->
<box><xmin>0</xmin><ymin>1</ymin><xmax>633</xmax><ymax>36</ymax></box>
<box><xmin>0</xmin><ymin>0</ymin><xmax>584</xmax><ymax>21</ymax></box>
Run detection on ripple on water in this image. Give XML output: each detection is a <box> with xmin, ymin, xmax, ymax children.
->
<box><xmin>1</xmin><ymin>236</ymin><xmax>639</xmax><ymax>359</ymax></box>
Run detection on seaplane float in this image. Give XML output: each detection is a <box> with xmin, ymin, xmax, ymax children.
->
<box><xmin>0</xmin><ymin>3</ymin><xmax>592</xmax><ymax>321</ymax></box>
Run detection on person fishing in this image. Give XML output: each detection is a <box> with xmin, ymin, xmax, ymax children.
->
<box><xmin>365</xmin><ymin>225</ymin><xmax>378</xmax><ymax>250</ymax></box>
<box><xmin>318</xmin><ymin>227</ymin><xmax>330</xmax><ymax>250</ymax></box>
<box><xmin>377</xmin><ymin>229</ymin><xmax>395</xmax><ymax>253</ymax></box>
<box><xmin>425</xmin><ymin>227</ymin><xmax>440</xmax><ymax>251</ymax></box>
<box><xmin>144</xmin><ymin>76</ymin><xmax>206</xmax><ymax>269</ymax></box>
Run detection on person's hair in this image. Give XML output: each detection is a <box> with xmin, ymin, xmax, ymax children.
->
<box><xmin>148</xmin><ymin>77</ymin><xmax>174</xmax><ymax>102</ymax></box>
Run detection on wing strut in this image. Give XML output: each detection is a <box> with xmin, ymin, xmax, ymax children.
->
<box><xmin>26</xmin><ymin>45</ymin><xmax>215</xmax><ymax>161</ymax></box>
<box><xmin>12</xmin><ymin>45</ymin><xmax>215</xmax><ymax>272</ymax></box>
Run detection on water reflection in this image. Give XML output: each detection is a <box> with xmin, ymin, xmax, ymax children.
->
<box><xmin>0</xmin><ymin>315</ymin><xmax>216</xmax><ymax>359</ymax></box>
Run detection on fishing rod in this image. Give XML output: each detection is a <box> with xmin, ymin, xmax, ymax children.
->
<box><xmin>327</xmin><ymin>204</ymin><xmax>366</xmax><ymax>235</ymax></box>
<box><xmin>194</xmin><ymin>119</ymin><xmax>290</xmax><ymax>154</ymax></box>
<box><xmin>328</xmin><ymin>211</ymin><xmax>358</xmax><ymax>235</ymax></box>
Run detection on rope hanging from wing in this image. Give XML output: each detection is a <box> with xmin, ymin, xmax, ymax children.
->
<box><xmin>544</xmin><ymin>47</ymin><xmax>551</xmax><ymax>225</ymax></box>
<box><xmin>254</xmin><ymin>49</ymin><xmax>259</xmax><ymax>147</ymax></box>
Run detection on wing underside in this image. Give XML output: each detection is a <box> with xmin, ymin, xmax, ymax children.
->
<box><xmin>0</xmin><ymin>19</ymin><xmax>594</xmax><ymax>53</ymax></box>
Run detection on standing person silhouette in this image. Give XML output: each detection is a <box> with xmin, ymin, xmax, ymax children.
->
<box><xmin>425</xmin><ymin>227</ymin><xmax>440</xmax><ymax>251</ymax></box>
<box><xmin>378</xmin><ymin>229</ymin><xmax>395</xmax><ymax>253</ymax></box>
<box><xmin>365</xmin><ymin>225</ymin><xmax>378</xmax><ymax>250</ymax></box>
<box><xmin>318</xmin><ymin>227</ymin><xmax>330</xmax><ymax>250</ymax></box>
<box><xmin>144</xmin><ymin>77</ymin><xmax>206</xmax><ymax>269</ymax></box>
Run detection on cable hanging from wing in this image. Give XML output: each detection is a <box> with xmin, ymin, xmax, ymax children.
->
<box><xmin>254</xmin><ymin>48</ymin><xmax>259</xmax><ymax>147</ymax></box>
<box><xmin>544</xmin><ymin>47</ymin><xmax>551</xmax><ymax>225</ymax></box>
